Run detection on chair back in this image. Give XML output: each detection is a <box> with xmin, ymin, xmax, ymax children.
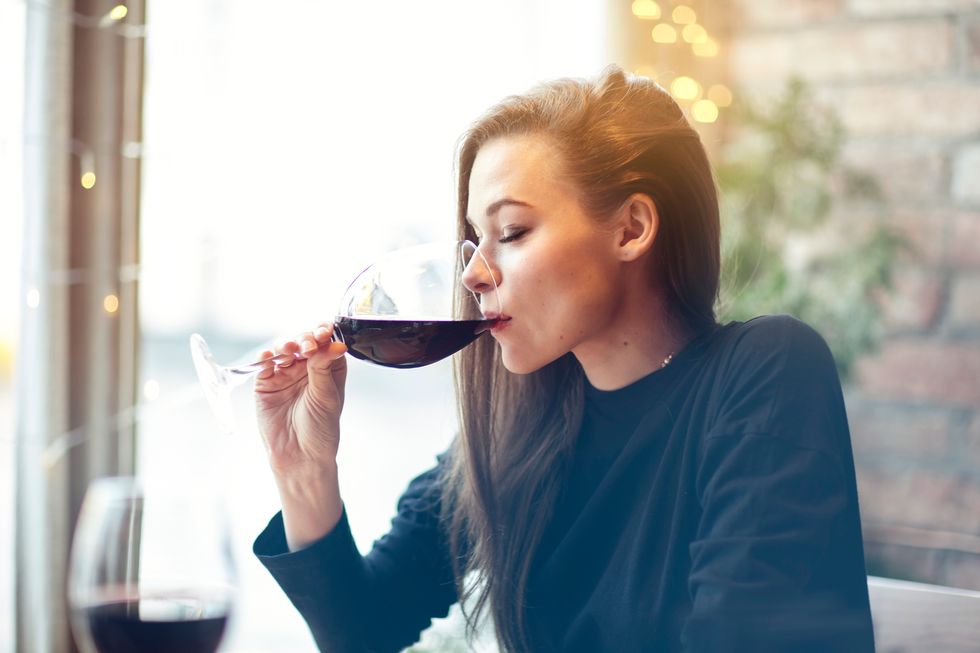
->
<box><xmin>868</xmin><ymin>575</ymin><xmax>980</xmax><ymax>653</ymax></box>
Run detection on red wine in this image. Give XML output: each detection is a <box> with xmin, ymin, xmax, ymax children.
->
<box><xmin>334</xmin><ymin>317</ymin><xmax>496</xmax><ymax>368</ymax></box>
<box><xmin>82</xmin><ymin>599</ymin><xmax>228</xmax><ymax>653</ymax></box>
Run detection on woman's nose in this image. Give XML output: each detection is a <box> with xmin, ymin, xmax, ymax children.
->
<box><xmin>461</xmin><ymin>251</ymin><xmax>500</xmax><ymax>296</ymax></box>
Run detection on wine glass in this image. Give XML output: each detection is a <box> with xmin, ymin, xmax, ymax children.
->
<box><xmin>69</xmin><ymin>477</ymin><xmax>236</xmax><ymax>653</ymax></box>
<box><xmin>189</xmin><ymin>239</ymin><xmax>500</xmax><ymax>429</ymax></box>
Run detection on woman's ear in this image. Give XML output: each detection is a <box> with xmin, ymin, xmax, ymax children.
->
<box><xmin>616</xmin><ymin>193</ymin><xmax>659</xmax><ymax>262</ymax></box>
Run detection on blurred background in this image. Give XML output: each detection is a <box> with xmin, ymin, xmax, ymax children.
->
<box><xmin>1</xmin><ymin>1</ymin><xmax>978</xmax><ymax>651</ymax></box>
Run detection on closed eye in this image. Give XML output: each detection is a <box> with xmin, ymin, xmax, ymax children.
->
<box><xmin>499</xmin><ymin>229</ymin><xmax>527</xmax><ymax>244</ymax></box>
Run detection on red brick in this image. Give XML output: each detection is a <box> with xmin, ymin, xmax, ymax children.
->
<box><xmin>862</xmin><ymin>539</ymin><xmax>943</xmax><ymax>584</ymax></box>
<box><xmin>964</xmin><ymin>411</ymin><xmax>980</xmax><ymax>469</ymax></box>
<box><xmin>948</xmin><ymin>274</ymin><xmax>980</xmax><ymax>329</ymax></box>
<box><xmin>857</xmin><ymin>466</ymin><xmax>980</xmax><ymax>532</ymax></box>
<box><xmin>940</xmin><ymin>550</ymin><xmax>980</xmax><ymax>591</ymax></box>
<box><xmin>952</xmin><ymin>143</ymin><xmax>980</xmax><ymax>206</ymax></box>
<box><xmin>850</xmin><ymin>405</ymin><xmax>952</xmax><ymax>458</ymax></box>
<box><xmin>856</xmin><ymin>339</ymin><xmax>980</xmax><ymax>406</ymax></box>
<box><xmin>730</xmin><ymin>21</ymin><xmax>955</xmax><ymax>83</ymax></box>
<box><xmin>950</xmin><ymin>212</ymin><xmax>980</xmax><ymax>267</ymax></box>
<box><xmin>886</xmin><ymin>209</ymin><xmax>948</xmax><ymax>266</ymax></box>
<box><xmin>968</xmin><ymin>19</ymin><xmax>980</xmax><ymax>73</ymax></box>
<box><xmin>878</xmin><ymin>267</ymin><xmax>945</xmax><ymax>332</ymax></box>
<box><xmin>731</xmin><ymin>0</ymin><xmax>844</xmax><ymax>29</ymax></box>
<box><xmin>841</xmin><ymin>142</ymin><xmax>947</xmax><ymax>205</ymax></box>
<box><xmin>848</xmin><ymin>0</ymin><xmax>980</xmax><ymax>17</ymax></box>
<box><xmin>825</xmin><ymin>84</ymin><xmax>980</xmax><ymax>137</ymax></box>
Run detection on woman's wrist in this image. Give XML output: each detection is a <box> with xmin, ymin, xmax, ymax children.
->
<box><xmin>275</xmin><ymin>463</ymin><xmax>344</xmax><ymax>552</ymax></box>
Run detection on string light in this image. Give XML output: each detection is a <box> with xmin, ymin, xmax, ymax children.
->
<box><xmin>693</xmin><ymin>37</ymin><xmax>719</xmax><ymax>57</ymax></box>
<box><xmin>708</xmin><ymin>84</ymin><xmax>733</xmax><ymax>107</ymax></box>
<box><xmin>692</xmin><ymin>99</ymin><xmax>719</xmax><ymax>123</ymax></box>
<box><xmin>670</xmin><ymin>76</ymin><xmax>701</xmax><ymax>101</ymax></box>
<box><xmin>682</xmin><ymin>23</ymin><xmax>708</xmax><ymax>44</ymax></box>
<box><xmin>80</xmin><ymin>171</ymin><xmax>96</xmax><ymax>189</ymax></box>
<box><xmin>631</xmin><ymin>0</ymin><xmax>661</xmax><ymax>20</ymax></box>
<box><xmin>651</xmin><ymin>23</ymin><xmax>677</xmax><ymax>44</ymax></box>
<box><xmin>143</xmin><ymin>379</ymin><xmax>160</xmax><ymax>401</ymax></box>
<box><xmin>671</xmin><ymin>5</ymin><xmax>697</xmax><ymax>25</ymax></box>
<box><xmin>19</xmin><ymin>0</ymin><xmax>146</xmax><ymax>38</ymax></box>
<box><xmin>103</xmin><ymin>294</ymin><xmax>119</xmax><ymax>313</ymax></box>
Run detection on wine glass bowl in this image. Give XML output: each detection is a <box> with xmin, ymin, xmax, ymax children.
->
<box><xmin>69</xmin><ymin>478</ymin><xmax>236</xmax><ymax>653</ymax></box>
<box><xmin>189</xmin><ymin>239</ymin><xmax>499</xmax><ymax>427</ymax></box>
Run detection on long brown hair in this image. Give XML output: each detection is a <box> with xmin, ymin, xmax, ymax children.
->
<box><xmin>442</xmin><ymin>65</ymin><xmax>720</xmax><ymax>651</ymax></box>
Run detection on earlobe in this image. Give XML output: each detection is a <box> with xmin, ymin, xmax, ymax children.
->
<box><xmin>617</xmin><ymin>193</ymin><xmax>659</xmax><ymax>261</ymax></box>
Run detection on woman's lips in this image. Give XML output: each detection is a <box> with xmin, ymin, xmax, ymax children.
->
<box><xmin>490</xmin><ymin>316</ymin><xmax>512</xmax><ymax>333</ymax></box>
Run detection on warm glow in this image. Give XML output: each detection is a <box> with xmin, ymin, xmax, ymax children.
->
<box><xmin>633</xmin><ymin>65</ymin><xmax>658</xmax><ymax>80</ymax></box>
<box><xmin>708</xmin><ymin>84</ymin><xmax>733</xmax><ymax>107</ymax></box>
<box><xmin>109</xmin><ymin>4</ymin><xmax>128</xmax><ymax>20</ymax></box>
<box><xmin>143</xmin><ymin>379</ymin><xmax>161</xmax><ymax>401</ymax></box>
<box><xmin>682</xmin><ymin>23</ymin><xmax>708</xmax><ymax>44</ymax></box>
<box><xmin>80</xmin><ymin>171</ymin><xmax>96</xmax><ymax>189</ymax></box>
<box><xmin>631</xmin><ymin>0</ymin><xmax>661</xmax><ymax>20</ymax></box>
<box><xmin>651</xmin><ymin>23</ymin><xmax>677</xmax><ymax>44</ymax></box>
<box><xmin>693</xmin><ymin>37</ymin><xmax>719</xmax><ymax>57</ymax></box>
<box><xmin>672</xmin><ymin>5</ymin><xmax>697</xmax><ymax>24</ymax></box>
<box><xmin>103</xmin><ymin>294</ymin><xmax>120</xmax><ymax>313</ymax></box>
<box><xmin>26</xmin><ymin>287</ymin><xmax>40</xmax><ymax>309</ymax></box>
<box><xmin>670</xmin><ymin>76</ymin><xmax>701</xmax><ymax>100</ymax></box>
<box><xmin>692</xmin><ymin>99</ymin><xmax>719</xmax><ymax>123</ymax></box>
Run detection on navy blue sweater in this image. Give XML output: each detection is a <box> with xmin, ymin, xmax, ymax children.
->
<box><xmin>254</xmin><ymin>316</ymin><xmax>876</xmax><ymax>652</ymax></box>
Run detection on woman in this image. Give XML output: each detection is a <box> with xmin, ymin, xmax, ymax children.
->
<box><xmin>252</xmin><ymin>66</ymin><xmax>876</xmax><ymax>652</ymax></box>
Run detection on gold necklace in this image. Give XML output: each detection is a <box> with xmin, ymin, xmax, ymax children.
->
<box><xmin>661</xmin><ymin>352</ymin><xmax>674</xmax><ymax>369</ymax></box>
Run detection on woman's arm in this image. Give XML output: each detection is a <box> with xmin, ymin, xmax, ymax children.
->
<box><xmin>684</xmin><ymin>316</ymin><xmax>875</xmax><ymax>652</ymax></box>
<box><xmin>254</xmin><ymin>458</ymin><xmax>458</xmax><ymax>653</ymax></box>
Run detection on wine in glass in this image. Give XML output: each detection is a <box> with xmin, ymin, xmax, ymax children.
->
<box><xmin>189</xmin><ymin>239</ymin><xmax>500</xmax><ymax>428</ymax></box>
<box><xmin>69</xmin><ymin>477</ymin><xmax>236</xmax><ymax>653</ymax></box>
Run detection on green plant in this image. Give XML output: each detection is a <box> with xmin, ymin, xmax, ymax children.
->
<box><xmin>715</xmin><ymin>78</ymin><xmax>907</xmax><ymax>380</ymax></box>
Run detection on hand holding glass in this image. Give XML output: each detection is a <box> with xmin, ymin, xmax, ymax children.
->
<box><xmin>189</xmin><ymin>240</ymin><xmax>500</xmax><ymax>427</ymax></box>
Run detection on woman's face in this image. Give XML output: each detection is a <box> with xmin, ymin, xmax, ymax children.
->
<box><xmin>464</xmin><ymin>134</ymin><xmax>629</xmax><ymax>374</ymax></box>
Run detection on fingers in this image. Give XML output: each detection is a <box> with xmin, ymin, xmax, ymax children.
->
<box><xmin>256</xmin><ymin>349</ymin><xmax>276</xmax><ymax>379</ymax></box>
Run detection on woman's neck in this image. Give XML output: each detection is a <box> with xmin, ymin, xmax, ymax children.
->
<box><xmin>573</xmin><ymin>285</ymin><xmax>690</xmax><ymax>391</ymax></box>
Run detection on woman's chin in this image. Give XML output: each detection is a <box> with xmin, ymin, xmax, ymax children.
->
<box><xmin>499</xmin><ymin>348</ymin><xmax>556</xmax><ymax>376</ymax></box>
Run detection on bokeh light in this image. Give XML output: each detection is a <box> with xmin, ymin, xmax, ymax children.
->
<box><xmin>670</xmin><ymin>76</ymin><xmax>701</xmax><ymax>101</ymax></box>
<box><xmin>708</xmin><ymin>84</ymin><xmax>733</xmax><ymax>107</ymax></box>
<box><xmin>103</xmin><ymin>294</ymin><xmax>119</xmax><ymax>313</ymax></box>
<box><xmin>651</xmin><ymin>23</ymin><xmax>677</xmax><ymax>44</ymax></box>
<box><xmin>693</xmin><ymin>37</ymin><xmax>719</xmax><ymax>57</ymax></box>
<box><xmin>631</xmin><ymin>0</ymin><xmax>661</xmax><ymax>20</ymax></box>
<box><xmin>80</xmin><ymin>171</ymin><xmax>96</xmax><ymax>189</ymax></box>
<box><xmin>692</xmin><ymin>99</ymin><xmax>719</xmax><ymax>123</ymax></box>
<box><xmin>671</xmin><ymin>5</ymin><xmax>697</xmax><ymax>25</ymax></box>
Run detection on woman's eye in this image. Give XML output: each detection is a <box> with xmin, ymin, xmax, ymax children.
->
<box><xmin>499</xmin><ymin>229</ymin><xmax>527</xmax><ymax>244</ymax></box>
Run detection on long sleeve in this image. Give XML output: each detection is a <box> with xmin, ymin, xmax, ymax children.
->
<box><xmin>253</xmin><ymin>460</ymin><xmax>458</xmax><ymax>653</ymax></box>
<box><xmin>684</xmin><ymin>316</ymin><xmax>875</xmax><ymax>652</ymax></box>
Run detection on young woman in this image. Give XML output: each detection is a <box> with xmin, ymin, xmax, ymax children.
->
<box><xmin>252</xmin><ymin>66</ymin><xmax>876</xmax><ymax>652</ymax></box>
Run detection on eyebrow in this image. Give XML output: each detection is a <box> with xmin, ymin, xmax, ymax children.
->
<box><xmin>466</xmin><ymin>198</ymin><xmax>534</xmax><ymax>227</ymax></box>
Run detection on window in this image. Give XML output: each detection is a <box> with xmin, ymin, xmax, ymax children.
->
<box><xmin>0</xmin><ymin>2</ymin><xmax>25</xmax><ymax>650</ymax></box>
<box><xmin>138</xmin><ymin>2</ymin><xmax>605</xmax><ymax>649</ymax></box>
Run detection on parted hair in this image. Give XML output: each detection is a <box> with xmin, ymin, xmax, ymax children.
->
<box><xmin>442</xmin><ymin>65</ymin><xmax>720</xmax><ymax>652</ymax></box>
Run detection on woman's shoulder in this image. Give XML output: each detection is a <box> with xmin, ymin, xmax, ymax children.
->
<box><xmin>704</xmin><ymin>314</ymin><xmax>836</xmax><ymax>374</ymax></box>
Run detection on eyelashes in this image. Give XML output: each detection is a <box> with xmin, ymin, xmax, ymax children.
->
<box><xmin>498</xmin><ymin>229</ymin><xmax>528</xmax><ymax>244</ymax></box>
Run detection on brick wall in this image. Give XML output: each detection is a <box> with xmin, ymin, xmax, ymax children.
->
<box><xmin>727</xmin><ymin>0</ymin><xmax>980</xmax><ymax>589</ymax></box>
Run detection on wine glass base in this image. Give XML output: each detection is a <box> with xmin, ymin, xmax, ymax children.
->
<box><xmin>189</xmin><ymin>334</ymin><xmax>237</xmax><ymax>433</ymax></box>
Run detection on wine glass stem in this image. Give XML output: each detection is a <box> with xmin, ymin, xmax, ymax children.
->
<box><xmin>226</xmin><ymin>332</ymin><xmax>339</xmax><ymax>377</ymax></box>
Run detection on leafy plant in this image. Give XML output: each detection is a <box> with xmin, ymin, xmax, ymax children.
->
<box><xmin>715</xmin><ymin>78</ymin><xmax>907</xmax><ymax>380</ymax></box>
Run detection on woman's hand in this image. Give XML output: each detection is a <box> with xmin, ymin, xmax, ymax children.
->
<box><xmin>254</xmin><ymin>322</ymin><xmax>349</xmax><ymax>550</ymax></box>
<box><xmin>254</xmin><ymin>322</ymin><xmax>348</xmax><ymax>477</ymax></box>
